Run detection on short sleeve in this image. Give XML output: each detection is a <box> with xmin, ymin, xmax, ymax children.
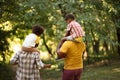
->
<box><xmin>22</xmin><ymin>33</ymin><xmax>37</xmax><ymax>48</ymax></box>
<box><xmin>60</xmin><ymin>42</ymin><xmax>69</xmax><ymax>54</ymax></box>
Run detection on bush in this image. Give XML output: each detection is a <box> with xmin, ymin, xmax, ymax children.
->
<box><xmin>0</xmin><ymin>63</ymin><xmax>15</xmax><ymax>80</ymax></box>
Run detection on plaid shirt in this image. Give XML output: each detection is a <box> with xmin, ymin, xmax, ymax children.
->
<box><xmin>67</xmin><ymin>20</ymin><xmax>85</xmax><ymax>39</ymax></box>
<box><xmin>10</xmin><ymin>51</ymin><xmax>44</xmax><ymax>80</ymax></box>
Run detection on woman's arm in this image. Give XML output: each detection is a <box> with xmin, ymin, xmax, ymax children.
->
<box><xmin>22</xmin><ymin>46</ymin><xmax>39</xmax><ymax>52</ymax></box>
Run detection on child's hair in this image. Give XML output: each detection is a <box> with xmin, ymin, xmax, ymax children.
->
<box><xmin>32</xmin><ymin>25</ymin><xmax>44</xmax><ymax>36</ymax></box>
<box><xmin>65</xmin><ymin>14</ymin><xmax>75</xmax><ymax>21</ymax></box>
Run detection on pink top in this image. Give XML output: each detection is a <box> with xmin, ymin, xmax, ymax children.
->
<box><xmin>67</xmin><ymin>20</ymin><xmax>85</xmax><ymax>39</ymax></box>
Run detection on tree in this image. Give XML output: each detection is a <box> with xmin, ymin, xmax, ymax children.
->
<box><xmin>0</xmin><ymin>0</ymin><xmax>119</xmax><ymax>63</ymax></box>
<box><xmin>106</xmin><ymin>0</ymin><xmax>120</xmax><ymax>57</ymax></box>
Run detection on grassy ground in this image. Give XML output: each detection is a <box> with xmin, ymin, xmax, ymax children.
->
<box><xmin>40</xmin><ymin>60</ymin><xmax>120</xmax><ymax>80</ymax></box>
<box><xmin>82</xmin><ymin>65</ymin><xmax>120</xmax><ymax>80</ymax></box>
<box><xmin>0</xmin><ymin>59</ymin><xmax>120</xmax><ymax>80</ymax></box>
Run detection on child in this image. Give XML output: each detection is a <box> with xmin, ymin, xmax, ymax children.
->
<box><xmin>64</xmin><ymin>14</ymin><xmax>85</xmax><ymax>41</ymax></box>
<box><xmin>10</xmin><ymin>25</ymin><xmax>51</xmax><ymax>80</ymax></box>
<box><xmin>22</xmin><ymin>25</ymin><xmax>43</xmax><ymax>52</ymax></box>
<box><xmin>57</xmin><ymin>14</ymin><xmax>85</xmax><ymax>58</ymax></box>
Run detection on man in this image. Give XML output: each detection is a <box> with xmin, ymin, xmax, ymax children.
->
<box><xmin>10</xmin><ymin>25</ymin><xmax>51</xmax><ymax>80</ymax></box>
<box><xmin>57</xmin><ymin>14</ymin><xmax>86</xmax><ymax>80</ymax></box>
<box><xmin>57</xmin><ymin>39</ymin><xmax>86</xmax><ymax>80</ymax></box>
<box><xmin>57</xmin><ymin>14</ymin><xmax>85</xmax><ymax>51</ymax></box>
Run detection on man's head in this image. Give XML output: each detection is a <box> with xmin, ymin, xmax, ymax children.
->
<box><xmin>65</xmin><ymin>14</ymin><xmax>75</xmax><ymax>24</ymax></box>
<box><xmin>32</xmin><ymin>25</ymin><xmax>44</xmax><ymax>36</ymax></box>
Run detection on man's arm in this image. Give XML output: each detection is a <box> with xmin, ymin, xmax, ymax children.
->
<box><xmin>22</xmin><ymin>46</ymin><xmax>39</xmax><ymax>52</ymax></box>
<box><xmin>57</xmin><ymin>41</ymin><xmax>69</xmax><ymax>59</ymax></box>
<box><xmin>57</xmin><ymin>50</ymin><xmax>66</xmax><ymax>59</ymax></box>
<box><xmin>10</xmin><ymin>51</ymin><xmax>19</xmax><ymax>65</ymax></box>
<box><xmin>35</xmin><ymin>52</ymin><xmax>51</xmax><ymax>68</ymax></box>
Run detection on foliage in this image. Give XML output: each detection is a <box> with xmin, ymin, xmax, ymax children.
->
<box><xmin>0</xmin><ymin>63</ymin><xmax>15</xmax><ymax>80</ymax></box>
<box><xmin>0</xmin><ymin>0</ymin><xmax>120</xmax><ymax>63</ymax></box>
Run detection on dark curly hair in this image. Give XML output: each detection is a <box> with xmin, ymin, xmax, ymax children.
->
<box><xmin>32</xmin><ymin>25</ymin><xmax>44</xmax><ymax>36</ymax></box>
<box><xmin>65</xmin><ymin>14</ymin><xmax>75</xmax><ymax>21</ymax></box>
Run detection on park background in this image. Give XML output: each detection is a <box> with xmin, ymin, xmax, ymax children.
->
<box><xmin>0</xmin><ymin>0</ymin><xmax>120</xmax><ymax>80</ymax></box>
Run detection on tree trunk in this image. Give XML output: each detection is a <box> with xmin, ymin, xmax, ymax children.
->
<box><xmin>91</xmin><ymin>29</ymin><xmax>100</xmax><ymax>62</ymax></box>
<box><xmin>42</xmin><ymin>33</ymin><xmax>53</xmax><ymax>57</ymax></box>
<box><xmin>91</xmin><ymin>30</ymin><xmax>100</xmax><ymax>55</ymax></box>
<box><xmin>85</xmin><ymin>41</ymin><xmax>91</xmax><ymax>64</ymax></box>
<box><xmin>103</xmin><ymin>41</ymin><xmax>108</xmax><ymax>52</ymax></box>
<box><xmin>93</xmin><ymin>40</ymin><xmax>99</xmax><ymax>56</ymax></box>
<box><xmin>112</xmin><ymin>15</ymin><xmax>120</xmax><ymax>58</ymax></box>
<box><xmin>1</xmin><ymin>52</ymin><xmax>5</xmax><ymax>63</ymax></box>
<box><xmin>117</xmin><ymin>28</ymin><xmax>120</xmax><ymax>57</ymax></box>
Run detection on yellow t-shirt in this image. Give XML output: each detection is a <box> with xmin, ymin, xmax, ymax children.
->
<box><xmin>75</xmin><ymin>37</ymin><xmax>82</xmax><ymax>42</ymax></box>
<box><xmin>60</xmin><ymin>41</ymin><xmax>86</xmax><ymax>70</ymax></box>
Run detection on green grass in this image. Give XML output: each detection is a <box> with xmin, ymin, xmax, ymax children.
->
<box><xmin>40</xmin><ymin>60</ymin><xmax>120</xmax><ymax>80</ymax></box>
<box><xmin>0</xmin><ymin>59</ymin><xmax>120</xmax><ymax>80</ymax></box>
<box><xmin>82</xmin><ymin>65</ymin><xmax>120</xmax><ymax>80</ymax></box>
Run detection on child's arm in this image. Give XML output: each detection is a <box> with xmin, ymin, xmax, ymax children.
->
<box><xmin>56</xmin><ymin>30</ymin><xmax>71</xmax><ymax>51</ymax></box>
<box><xmin>57</xmin><ymin>27</ymin><xmax>73</xmax><ymax>51</ymax></box>
<box><xmin>22</xmin><ymin>46</ymin><xmax>39</xmax><ymax>52</ymax></box>
<box><xmin>10</xmin><ymin>51</ymin><xmax>20</xmax><ymax>65</ymax></box>
<box><xmin>65</xmin><ymin>30</ymin><xmax>71</xmax><ymax>37</ymax></box>
<box><xmin>62</xmin><ymin>27</ymin><xmax>74</xmax><ymax>41</ymax></box>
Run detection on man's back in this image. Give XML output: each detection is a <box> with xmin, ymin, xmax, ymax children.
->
<box><xmin>60</xmin><ymin>41</ymin><xmax>86</xmax><ymax>70</ymax></box>
<box><xmin>10</xmin><ymin>51</ymin><xmax>42</xmax><ymax>80</ymax></box>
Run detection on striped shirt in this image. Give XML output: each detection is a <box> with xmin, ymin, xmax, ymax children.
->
<box><xmin>10</xmin><ymin>51</ymin><xmax>44</xmax><ymax>80</ymax></box>
<box><xmin>66</xmin><ymin>20</ymin><xmax>85</xmax><ymax>39</ymax></box>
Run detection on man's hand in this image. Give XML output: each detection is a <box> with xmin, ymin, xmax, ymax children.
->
<box><xmin>43</xmin><ymin>64</ymin><xmax>51</xmax><ymax>68</ymax></box>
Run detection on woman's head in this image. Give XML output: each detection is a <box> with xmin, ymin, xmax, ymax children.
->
<box><xmin>32</xmin><ymin>25</ymin><xmax>44</xmax><ymax>36</ymax></box>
